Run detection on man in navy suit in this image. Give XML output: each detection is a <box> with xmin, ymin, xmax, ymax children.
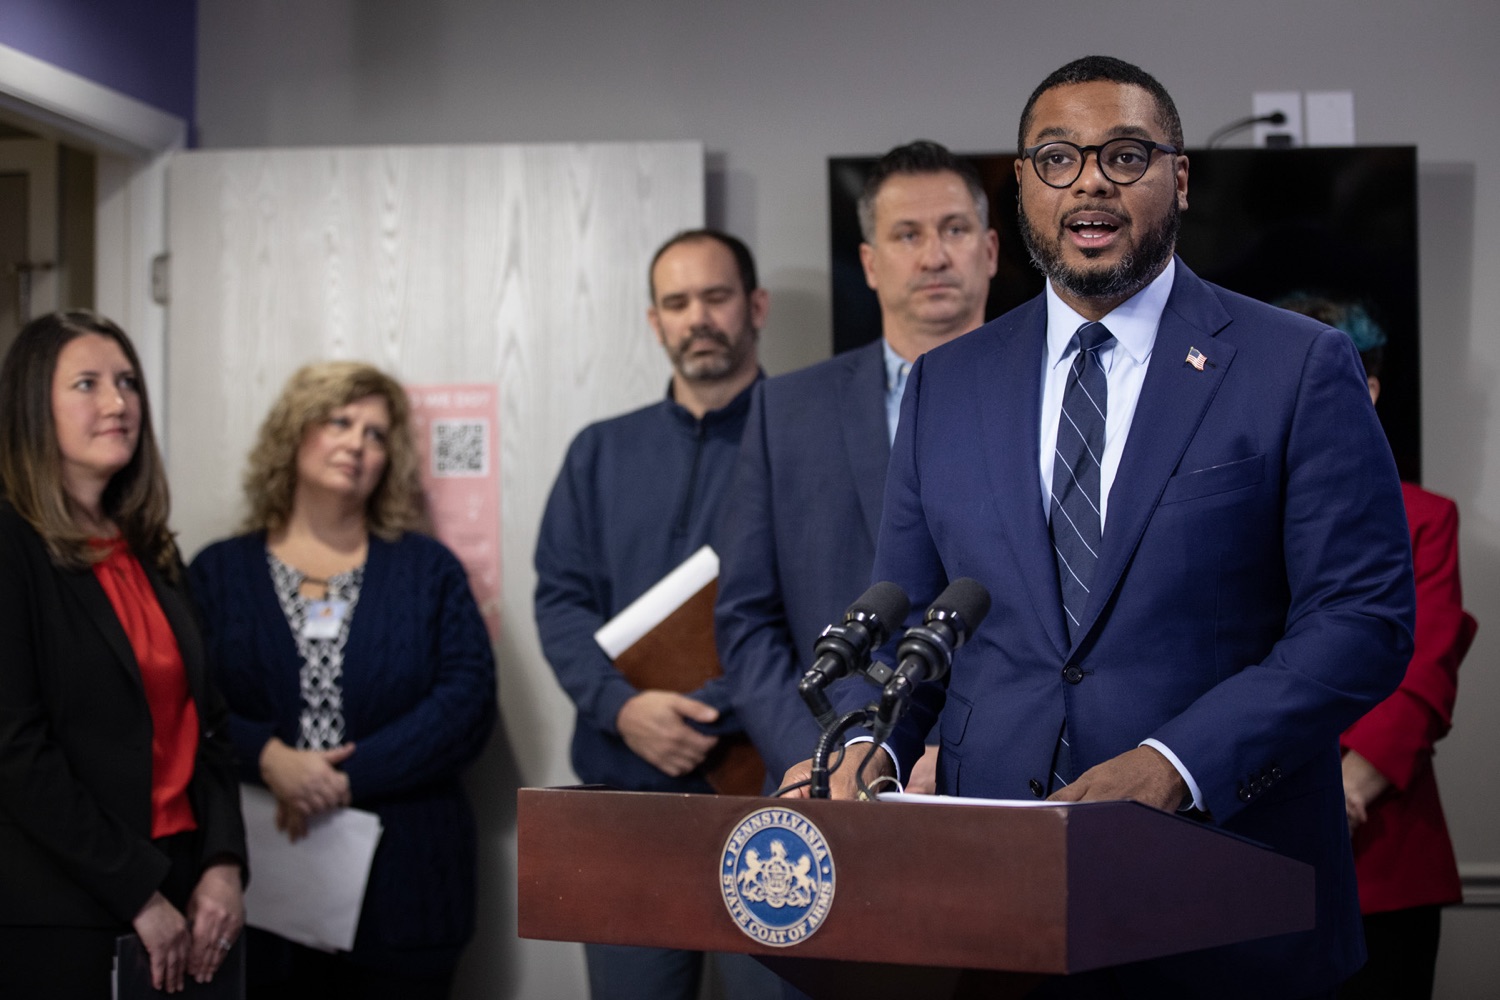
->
<box><xmin>787</xmin><ymin>57</ymin><xmax>1414</xmax><ymax>998</ymax></box>
<box><xmin>715</xmin><ymin>141</ymin><xmax>997</xmax><ymax>786</ymax></box>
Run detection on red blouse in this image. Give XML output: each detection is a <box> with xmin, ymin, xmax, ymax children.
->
<box><xmin>91</xmin><ymin>540</ymin><xmax>199</xmax><ymax>839</ymax></box>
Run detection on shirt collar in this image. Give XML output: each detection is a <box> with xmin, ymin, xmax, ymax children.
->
<box><xmin>663</xmin><ymin>370</ymin><xmax>764</xmax><ymax>427</ymax></box>
<box><xmin>1044</xmin><ymin>256</ymin><xmax>1176</xmax><ymax>371</ymax></box>
<box><xmin>881</xmin><ymin>338</ymin><xmax>912</xmax><ymax>391</ymax></box>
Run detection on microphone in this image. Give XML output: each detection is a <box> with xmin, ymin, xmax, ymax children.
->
<box><xmin>873</xmin><ymin>578</ymin><xmax>991</xmax><ymax>741</ymax></box>
<box><xmin>799</xmin><ymin>581</ymin><xmax>910</xmax><ymax>730</ymax></box>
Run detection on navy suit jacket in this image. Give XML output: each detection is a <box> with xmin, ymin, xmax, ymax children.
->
<box><xmin>855</xmin><ymin>262</ymin><xmax>1415</xmax><ymax>997</ymax></box>
<box><xmin>716</xmin><ymin>340</ymin><xmax>890</xmax><ymax>780</ymax></box>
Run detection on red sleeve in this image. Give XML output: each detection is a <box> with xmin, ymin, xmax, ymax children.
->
<box><xmin>1342</xmin><ymin>485</ymin><xmax>1475</xmax><ymax>790</ymax></box>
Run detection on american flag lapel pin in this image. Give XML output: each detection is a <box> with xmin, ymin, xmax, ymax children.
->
<box><xmin>1185</xmin><ymin>346</ymin><xmax>1208</xmax><ymax>371</ymax></box>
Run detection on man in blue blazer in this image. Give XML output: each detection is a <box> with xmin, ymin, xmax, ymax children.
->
<box><xmin>715</xmin><ymin>141</ymin><xmax>997</xmax><ymax>785</ymax></box>
<box><xmin>789</xmin><ymin>57</ymin><xmax>1415</xmax><ymax>998</ymax></box>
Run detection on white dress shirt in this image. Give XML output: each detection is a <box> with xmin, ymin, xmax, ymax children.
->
<box><xmin>1037</xmin><ymin>258</ymin><xmax>1173</xmax><ymax>526</ymax></box>
<box><xmin>1035</xmin><ymin>259</ymin><xmax>1203</xmax><ymax>809</ymax></box>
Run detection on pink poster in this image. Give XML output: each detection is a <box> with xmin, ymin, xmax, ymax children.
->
<box><xmin>407</xmin><ymin>384</ymin><xmax>502</xmax><ymax>639</ymax></box>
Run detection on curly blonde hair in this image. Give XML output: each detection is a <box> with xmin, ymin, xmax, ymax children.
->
<box><xmin>241</xmin><ymin>361</ymin><xmax>425</xmax><ymax>539</ymax></box>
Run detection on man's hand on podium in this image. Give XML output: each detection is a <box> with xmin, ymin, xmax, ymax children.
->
<box><xmin>617</xmin><ymin>690</ymin><xmax>719</xmax><ymax>777</ymax></box>
<box><xmin>779</xmin><ymin>744</ymin><xmax>897</xmax><ymax>799</ymax></box>
<box><xmin>1047</xmin><ymin>745</ymin><xmax>1188</xmax><ymax>812</ymax></box>
<box><xmin>906</xmin><ymin>745</ymin><xmax>939</xmax><ymax>795</ymax></box>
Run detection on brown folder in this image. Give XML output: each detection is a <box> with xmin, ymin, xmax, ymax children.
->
<box><xmin>611</xmin><ymin>579</ymin><xmax>720</xmax><ymax>691</ymax></box>
<box><xmin>596</xmin><ymin>548</ymin><xmax>766</xmax><ymax>796</ymax></box>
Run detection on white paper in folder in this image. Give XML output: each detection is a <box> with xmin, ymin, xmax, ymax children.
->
<box><xmin>593</xmin><ymin>544</ymin><xmax>719</xmax><ymax>657</ymax></box>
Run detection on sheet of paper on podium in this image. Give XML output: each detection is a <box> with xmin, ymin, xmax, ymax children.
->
<box><xmin>594</xmin><ymin>545</ymin><xmax>764</xmax><ymax>795</ymax></box>
<box><xmin>878</xmin><ymin>791</ymin><xmax>1074</xmax><ymax>807</ymax></box>
<box><xmin>239</xmin><ymin>785</ymin><xmax>383</xmax><ymax>952</ymax></box>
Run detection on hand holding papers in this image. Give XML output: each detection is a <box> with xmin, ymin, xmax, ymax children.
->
<box><xmin>239</xmin><ymin>785</ymin><xmax>382</xmax><ymax>952</ymax></box>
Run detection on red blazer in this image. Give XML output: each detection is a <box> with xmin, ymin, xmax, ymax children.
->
<box><xmin>1342</xmin><ymin>482</ymin><xmax>1476</xmax><ymax>914</ymax></box>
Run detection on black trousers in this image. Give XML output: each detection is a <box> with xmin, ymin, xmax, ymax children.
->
<box><xmin>245</xmin><ymin>927</ymin><xmax>457</xmax><ymax>1000</ymax></box>
<box><xmin>1338</xmin><ymin>906</ymin><xmax>1443</xmax><ymax>1000</ymax></box>
<box><xmin>0</xmin><ymin>830</ymin><xmax>202</xmax><ymax>999</ymax></box>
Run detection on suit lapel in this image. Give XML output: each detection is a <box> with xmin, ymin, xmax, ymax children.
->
<box><xmin>839</xmin><ymin>341</ymin><xmax>892</xmax><ymax>547</ymax></box>
<box><xmin>975</xmin><ymin>299</ymin><xmax>1071</xmax><ymax>657</ymax></box>
<box><xmin>1080</xmin><ymin>262</ymin><xmax>1237</xmax><ymax>644</ymax></box>
<box><xmin>59</xmin><ymin>567</ymin><xmax>143</xmax><ymax>688</ymax></box>
<box><xmin>63</xmin><ymin>552</ymin><xmax>208</xmax><ymax>703</ymax></box>
<box><xmin>144</xmin><ymin>558</ymin><xmax>208</xmax><ymax>709</ymax></box>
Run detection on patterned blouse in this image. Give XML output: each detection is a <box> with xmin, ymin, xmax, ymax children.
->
<box><xmin>267</xmin><ymin>552</ymin><xmax>363</xmax><ymax>751</ymax></box>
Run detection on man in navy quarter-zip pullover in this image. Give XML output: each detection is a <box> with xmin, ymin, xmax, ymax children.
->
<box><xmin>534</xmin><ymin>229</ymin><xmax>781</xmax><ymax>1000</ymax></box>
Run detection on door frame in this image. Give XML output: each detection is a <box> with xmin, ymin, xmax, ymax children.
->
<box><xmin>0</xmin><ymin>137</ymin><xmax>59</xmax><ymax>355</ymax></box>
<box><xmin>0</xmin><ymin>42</ymin><xmax>185</xmax><ymax>431</ymax></box>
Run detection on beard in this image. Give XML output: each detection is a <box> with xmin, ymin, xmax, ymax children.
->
<box><xmin>670</xmin><ymin>325</ymin><xmax>755</xmax><ymax>381</ymax></box>
<box><xmin>1018</xmin><ymin>196</ymin><xmax>1181</xmax><ymax>303</ymax></box>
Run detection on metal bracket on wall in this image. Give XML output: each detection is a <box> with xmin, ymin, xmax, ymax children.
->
<box><xmin>10</xmin><ymin>260</ymin><xmax>55</xmax><ymax>323</ymax></box>
<box><xmin>150</xmin><ymin>253</ymin><xmax>169</xmax><ymax>305</ymax></box>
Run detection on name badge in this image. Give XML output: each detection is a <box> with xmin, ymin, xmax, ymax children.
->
<box><xmin>302</xmin><ymin>599</ymin><xmax>349</xmax><ymax>640</ymax></box>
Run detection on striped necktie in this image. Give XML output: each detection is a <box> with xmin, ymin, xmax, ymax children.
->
<box><xmin>1048</xmin><ymin>321</ymin><xmax>1113</xmax><ymax>789</ymax></box>
<box><xmin>1050</xmin><ymin>321</ymin><xmax>1114</xmax><ymax>644</ymax></box>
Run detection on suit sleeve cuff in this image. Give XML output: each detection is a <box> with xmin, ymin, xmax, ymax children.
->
<box><xmin>595</xmin><ymin>675</ymin><xmax>642</xmax><ymax>737</ymax></box>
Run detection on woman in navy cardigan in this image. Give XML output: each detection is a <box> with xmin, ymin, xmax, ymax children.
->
<box><xmin>190</xmin><ymin>361</ymin><xmax>496</xmax><ymax>999</ymax></box>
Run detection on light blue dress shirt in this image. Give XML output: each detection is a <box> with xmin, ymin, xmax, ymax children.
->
<box><xmin>882</xmin><ymin>339</ymin><xmax>911</xmax><ymax>446</ymax></box>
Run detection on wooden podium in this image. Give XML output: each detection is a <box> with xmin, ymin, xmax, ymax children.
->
<box><xmin>517</xmin><ymin>787</ymin><xmax>1314</xmax><ymax>999</ymax></box>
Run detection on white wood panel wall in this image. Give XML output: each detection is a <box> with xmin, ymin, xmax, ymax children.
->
<box><xmin>164</xmin><ymin>141</ymin><xmax>702</xmax><ymax>998</ymax></box>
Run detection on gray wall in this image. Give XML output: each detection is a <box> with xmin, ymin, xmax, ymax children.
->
<box><xmin>196</xmin><ymin>2</ymin><xmax>1500</xmax><ymax>996</ymax></box>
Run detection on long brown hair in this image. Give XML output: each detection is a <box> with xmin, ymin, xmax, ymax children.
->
<box><xmin>240</xmin><ymin>361</ymin><xmax>425</xmax><ymax>539</ymax></box>
<box><xmin>0</xmin><ymin>311</ymin><xmax>177</xmax><ymax>572</ymax></box>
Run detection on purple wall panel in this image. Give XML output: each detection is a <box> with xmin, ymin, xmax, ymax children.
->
<box><xmin>0</xmin><ymin>0</ymin><xmax>196</xmax><ymax>126</ymax></box>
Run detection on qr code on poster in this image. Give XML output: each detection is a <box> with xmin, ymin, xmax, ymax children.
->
<box><xmin>431</xmin><ymin>419</ymin><xmax>489</xmax><ymax>477</ymax></box>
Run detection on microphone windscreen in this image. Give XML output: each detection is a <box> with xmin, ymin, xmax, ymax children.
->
<box><xmin>849</xmin><ymin>581</ymin><xmax>911</xmax><ymax>635</ymax></box>
<box><xmin>930</xmin><ymin>577</ymin><xmax>991</xmax><ymax>634</ymax></box>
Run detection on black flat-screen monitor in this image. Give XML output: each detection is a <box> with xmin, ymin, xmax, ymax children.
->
<box><xmin>829</xmin><ymin>146</ymin><xmax>1420</xmax><ymax>481</ymax></box>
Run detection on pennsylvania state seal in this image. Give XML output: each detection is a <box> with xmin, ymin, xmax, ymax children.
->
<box><xmin>720</xmin><ymin>807</ymin><xmax>835</xmax><ymax>947</ymax></box>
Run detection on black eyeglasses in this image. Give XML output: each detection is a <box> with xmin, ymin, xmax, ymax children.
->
<box><xmin>1021</xmin><ymin>138</ymin><xmax>1180</xmax><ymax>188</ymax></box>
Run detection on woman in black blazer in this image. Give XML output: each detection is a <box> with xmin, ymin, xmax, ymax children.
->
<box><xmin>0</xmin><ymin>312</ymin><xmax>247</xmax><ymax>996</ymax></box>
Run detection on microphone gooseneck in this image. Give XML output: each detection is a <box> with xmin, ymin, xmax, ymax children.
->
<box><xmin>872</xmin><ymin>578</ymin><xmax>991</xmax><ymax>743</ymax></box>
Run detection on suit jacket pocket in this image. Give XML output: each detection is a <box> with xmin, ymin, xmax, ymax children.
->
<box><xmin>940</xmin><ymin>689</ymin><xmax>972</xmax><ymax>747</ymax></box>
<box><xmin>1159</xmin><ymin>454</ymin><xmax>1264</xmax><ymax>505</ymax></box>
